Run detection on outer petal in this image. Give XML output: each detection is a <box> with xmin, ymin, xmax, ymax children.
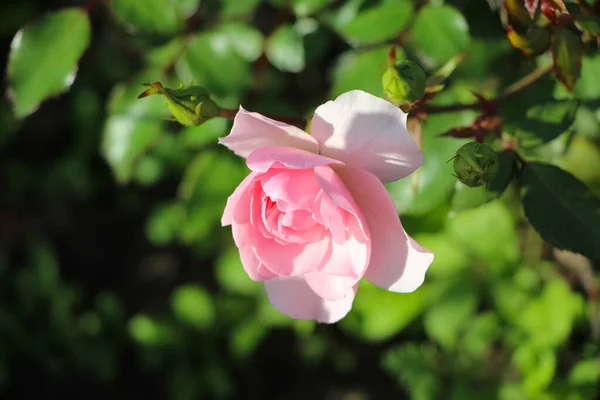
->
<box><xmin>219</xmin><ymin>107</ymin><xmax>319</xmax><ymax>158</ymax></box>
<box><xmin>339</xmin><ymin>168</ymin><xmax>434</xmax><ymax>292</ymax></box>
<box><xmin>311</xmin><ymin>90</ymin><xmax>423</xmax><ymax>183</ymax></box>
<box><xmin>247</xmin><ymin>146</ymin><xmax>343</xmax><ymax>173</ymax></box>
<box><xmin>222</xmin><ymin>172</ymin><xmax>259</xmax><ymax>226</ymax></box>
<box><xmin>264</xmin><ymin>277</ymin><xmax>356</xmax><ymax>323</ymax></box>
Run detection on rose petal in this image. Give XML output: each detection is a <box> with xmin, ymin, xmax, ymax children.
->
<box><xmin>311</xmin><ymin>90</ymin><xmax>423</xmax><ymax>183</ymax></box>
<box><xmin>305</xmin><ymin>270</ymin><xmax>359</xmax><ymax>301</ymax></box>
<box><xmin>259</xmin><ymin>168</ymin><xmax>321</xmax><ymax>211</ymax></box>
<box><xmin>313</xmin><ymin>165</ymin><xmax>369</xmax><ymax>242</ymax></box>
<box><xmin>222</xmin><ymin>172</ymin><xmax>259</xmax><ymax>226</ymax></box>
<box><xmin>247</xmin><ymin>146</ymin><xmax>343</xmax><ymax>173</ymax></box>
<box><xmin>339</xmin><ymin>168</ymin><xmax>433</xmax><ymax>292</ymax></box>
<box><xmin>219</xmin><ymin>107</ymin><xmax>319</xmax><ymax>158</ymax></box>
<box><xmin>238</xmin><ymin>245</ymin><xmax>277</xmax><ymax>281</ymax></box>
<box><xmin>264</xmin><ymin>276</ymin><xmax>357</xmax><ymax>323</ymax></box>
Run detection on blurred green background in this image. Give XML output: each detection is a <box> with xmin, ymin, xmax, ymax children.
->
<box><xmin>1</xmin><ymin>0</ymin><xmax>600</xmax><ymax>399</ymax></box>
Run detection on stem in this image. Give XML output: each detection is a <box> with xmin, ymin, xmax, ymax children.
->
<box><xmin>425</xmin><ymin>63</ymin><xmax>554</xmax><ymax>114</ymax></box>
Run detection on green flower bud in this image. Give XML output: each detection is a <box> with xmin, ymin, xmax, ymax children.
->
<box><xmin>452</xmin><ymin>142</ymin><xmax>499</xmax><ymax>187</ymax></box>
<box><xmin>382</xmin><ymin>60</ymin><xmax>427</xmax><ymax>106</ymax></box>
<box><xmin>138</xmin><ymin>82</ymin><xmax>221</xmax><ymax>126</ymax></box>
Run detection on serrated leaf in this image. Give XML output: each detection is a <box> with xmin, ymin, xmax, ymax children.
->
<box><xmin>7</xmin><ymin>8</ymin><xmax>91</xmax><ymax>118</ymax></box>
<box><xmin>407</xmin><ymin>5</ymin><xmax>470</xmax><ymax>68</ymax></box>
<box><xmin>521</xmin><ymin>162</ymin><xmax>600</xmax><ymax>259</ymax></box>
<box><xmin>552</xmin><ymin>28</ymin><xmax>583</xmax><ymax>90</ymax></box>
<box><xmin>339</xmin><ymin>1</ymin><xmax>413</xmax><ymax>44</ymax></box>
<box><xmin>266</xmin><ymin>24</ymin><xmax>305</xmax><ymax>73</ymax></box>
<box><xmin>516</xmin><ymin>99</ymin><xmax>579</xmax><ymax>147</ymax></box>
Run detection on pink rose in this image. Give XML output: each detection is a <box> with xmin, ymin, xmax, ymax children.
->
<box><xmin>220</xmin><ymin>90</ymin><xmax>433</xmax><ymax>323</ymax></box>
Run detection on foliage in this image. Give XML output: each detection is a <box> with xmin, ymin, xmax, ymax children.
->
<box><xmin>1</xmin><ymin>0</ymin><xmax>600</xmax><ymax>398</ymax></box>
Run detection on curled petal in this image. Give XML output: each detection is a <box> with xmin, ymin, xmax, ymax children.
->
<box><xmin>264</xmin><ymin>276</ymin><xmax>357</xmax><ymax>323</ymax></box>
<box><xmin>339</xmin><ymin>168</ymin><xmax>433</xmax><ymax>292</ymax></box>
<box><xmin>222</xmin><ymin>172</ymin><xmax>259</xmax><ymax>226</ymax></box>
<box><xmin>311</xmin><ymin>90</ymin><xmax>423</xmax><ymax>183</ymax></box>
<box><xmin>247</xmin><ymin>146</ymin><xmax>343</xmax><ymax>173</ymax></box>
<box><xmin>219</xmin><ymin>107</ymin><xmax>319</xmax><ymax>158</ymax></box>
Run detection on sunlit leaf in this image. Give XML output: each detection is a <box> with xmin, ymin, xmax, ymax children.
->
<box><xmin>7</xmin><ymin>8</ymin><xmax>90</xmax><ymax>117</ymax></box>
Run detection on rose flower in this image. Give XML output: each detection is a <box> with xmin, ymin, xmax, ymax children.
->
<box><xmin>220</xmin><ymin>90</ymin><xmax>433</xmax><ymax>323</ymax></box>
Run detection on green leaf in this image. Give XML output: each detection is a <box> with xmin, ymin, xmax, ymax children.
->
<box><xmin>341</xmin><ymin>280</ymin><xmax>432</xmax><ymax>342</ymax></box>
<box><xmin>220</xmin><ymin>0</ymin><xmax>262</xmax><ymax>17</ymax></box>
<box><xmin>331</xmin><ymin>47</ymin><xmax>392</xmax><ymax>97</ymax></box>
<box><xmin>460</xmin><ymin>312</ymin><xmax>502</xmax><ymax>357</ymax></box>
<box><xmin>213</xmin><ymin>22</ymin><xmax>264</xmax><ymax>62</ymax></box>
<box><xmin>101</xmin><ymin>72</ymin><xmax>168</xmax><ymax>183</ymax></box>
<box><xmin>575</xmin><ymin>15</ymin><xmax>600</xmax><ymax>36</ymax></box>
<box><xmin>407</xmin><ymin>5</ymin><xmax>470</xmax><ymax>69</ymax></box>
<box><xmin>292</xmin><ymin>0</ymin><xmax>334</xmax><ymax>17</ymax></box>
<box><xmin>382</xmin><ymin>343</ymin><xmax>440</xmax><ymax>400</ymax></box>
<box><xmin>521</xmin><ymin>162</ymin><xmax>600</xmax><ymax>260</ymax></box>
<box><xmin>179</xmin><ymin>118</ymin><xmax>230</xmax><ymax>148</ymax></box>
<box><xmin>507</xmin><ymin>26</ymin><xmax>551</xmax><ymax>57</ymax></box>
<box><xmin>7</xmin><ymin>8</ymin><xmax>91</xmax><ymax>118</ymax></box>
<box><xmin>110</xmin><ymin>0</ymin><xmax>199</xmax><ymax>33</ymax></box>
<box><xmin>180</xmin><ymin>31</ymin><xmax>252</xmax><ymax>99</ymax></box>
<box><xmin>423</xmin><ymin>277</ymin><xmax>478</xmax><ymax>349</ymax></box>
<box><xmin>551</xmin><ymin>28</ymin><xmax>583</xmax><ymax>90</ymax></box>
<box><xmin>514</xmin><ymin>345</ymin><xmax>556</xmax><ymax>395</ymax></box>
<box><xmin>339</xmin><ymin>1</ymin><xmax>413</xmax><ymax>44</ymax></box>
<box><xmin>170</xmin><ymin>284</ymin><xmax>215</xmax><ymax>329</ymax></box>
<box><xmin>128</xmin><ymin>314</ymin><xmax>177</xmax><ymax>346</ymax></box>
<box><xmin>518</xmin><ymin>279</ymin><xmax>584</xmax><ymax>348</ymax></box>
<box><xmin>229</xmin><ymin>319</ymin><xmax>267</xmax><ymax>359</ymax></box>
<box><xmin>266</xmin><ymin>24</ymin><xmax>305</xmax><ymax>73</ymax></box>
<box><xmin>450</xmin><ymin>184</ymin><xmax>496</xmax><ymax>213</ymax></box>
<box><xmin>515</xmin><ymin>99</ymin><xmax>579</xmax><ymax>148</ymax></box>
<box><xmin>447</xmin><ymin>200</ymin><xmax>519</xmax><ymax>267</ymax></box>
<box><xmin>145</xmin><ymin>202</ymin><xmax>186</xmax><ymax>245</ymax></box>
<box><xmin>413</xmin><ymin>233</ymin><xmax>471</xmax><ymax>280</ymax></box>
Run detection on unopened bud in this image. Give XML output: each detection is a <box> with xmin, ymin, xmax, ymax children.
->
<box><xmin>382</xmin><ymin>56</ymin><xmax>426</xmax><ymax>106</ymax></box>
<box><xmin>452</xmin><ymin>142</ymin><xmax>499</xmax><ymax>187</ymax></box>
<box><xmin>138</xmin><ymin>82</ymin><xmax>221</xmax><ymax>126</ymax></box>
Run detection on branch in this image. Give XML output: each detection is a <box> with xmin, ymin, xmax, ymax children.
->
<box><xmin>424</xmin><ymin>63</ymin><xmax>554</xmax><ymax>115</ymax></box>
